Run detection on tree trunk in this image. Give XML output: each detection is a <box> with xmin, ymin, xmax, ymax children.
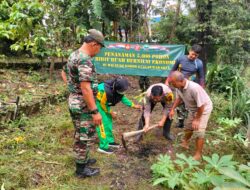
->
<box><xmin>196</xmin><ymin>0</ymin><xmax>212</xmax><ymax>76</ymax></box>
<box><xmin>168</xmin><ymin>0</ymin><xmax>181</xmax><ymax>43</ymax></box>
<box><xmin>125</xmin><ymin>29</ymin><xmax>128</xmax><ymax>42</ymax></box>
<box><xmin>49</xmin><ymin>57</ymin><xmax>55</xmax><ymax>81</ymax></box>
<box><xmin>143</xmin><ymin>0</ymin><xmax>153</xmax><ymax>42</ymax></box>
<box><xmin>118</xmin><ymin>25</ymin><xmax>123</xmax><ymax>41</ymax></box>
<box><xmin>102</xmin><ymin>20</ymin><xmax>105</xmax><ymax>36</ymax></box>
<box><xmin>130</xmin><ymin>0</ymin><xmax>133</xmax><ymax>41</ymax></box>
<box><xmin>113</xmin><ymin>21</ymin><xmax>118</xmax><ymax>40</ymax></box>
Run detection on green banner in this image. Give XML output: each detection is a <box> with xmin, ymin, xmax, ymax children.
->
<box><xmin>93</xmin><ymin>41</ymin><xmax>185</xmax><ymax>77</ymax></box>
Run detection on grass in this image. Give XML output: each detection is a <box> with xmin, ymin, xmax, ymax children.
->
<box><xmin>0</xmin><ymin>104</ymin><xmax>72</xmax><ymax>189</ymax></box>
<box><xmin>0</xmin><ymin>69</ymin><xmax>66</xmax><ymax>103</ymax></box>
<box><xmin>0</xmin><ymin>101</ymin><xmax>163</xmax><ymax>190</ymax></box>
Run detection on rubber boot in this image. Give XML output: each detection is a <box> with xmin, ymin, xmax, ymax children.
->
<box><xmin>176</xmin><ymin>119</ymin><xmax>184</xmax><ymax>128</ymax></box>
<box><xmin>144</xmin><ymin>76</ymin><xmax>150</xmax><ymax>90</ymax></box>
<box><xmin>139</xmin><ymin>76</ymin><xmax>146</xmax><ymax>92</ymax></box>
<box><xmin>75</xmin><ymin>163</ymin><xmax>100</xmax><ymax>178</ymax></box>
<box><xmin>86</xmin><ymin>158</ymin><xmax>97</xmax><ymax>165</ymax></box>
<box><xmin>163</xmin><ymin>118</ymin><xmax>174</xmax><ymax>141</ymax></box>
<box><xmin>139</xmin><ymin>76</ymin><xmax>150</xmax><ymax>92</ymax></box>
<box><xmin>135</xmin><ymin>114</ymin><xmax>145</xmax><ymax>142</ymax></box>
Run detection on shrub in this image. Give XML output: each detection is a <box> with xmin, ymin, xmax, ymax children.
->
<box><xmin>206</xmin><ymin>64</ymin><xmax>245</xmax><ymax>95</ymax></box>
<box><xmin>207</xmin><ymin>64</ymin><xmax>250</xmax><ymax>127</ymax></box>
<box><xmin>151</xmin><ymin>153</ymin><xmax>250</xmax><ymax>189</ymax></box>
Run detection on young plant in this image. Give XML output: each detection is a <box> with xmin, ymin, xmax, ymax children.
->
<box><xmin>217</xmin><ymin>117</ymin><xmax>242</xmax><ymax>129</ymax></box>
<box><xmin>151</xmin><ymin>153</ymin><xmax>250</xmax><ymax>189</ymax></box>
<box><xmin>151</xmin><ymin>154</ymin><xmax>201</xmax><ymax>189</ymax></box>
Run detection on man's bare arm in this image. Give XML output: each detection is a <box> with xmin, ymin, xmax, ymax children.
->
<box><xmin>169</xmin><ymin>97</ymin><xmax>183</xmax><ymax>119</ymax></box>
<box><xmin>195</xmin><ymin>105</ymin><xmax>205</xmax><ymax>120</ymax></box>
<box><xmin>61</xmin><ymin>70</ymin><xmax>67</xmax><ymax>84</ymax></box>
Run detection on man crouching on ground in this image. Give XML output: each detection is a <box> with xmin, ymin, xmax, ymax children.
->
<box><xmin>168</xmin><ymin>71</ymin><xmax>213</xmax><ymax>160</ymax></box>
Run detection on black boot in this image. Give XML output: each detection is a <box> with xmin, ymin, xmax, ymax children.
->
<box><xmin>75</xmin><ymin>163</ymin><xmax>100</xmax><ymax>178</ymax></box>
<box><xmin>86</xmin><ymin>158</ymin><xmax>97</xmax><ymax>165</ymax></box>
<box><xmin>163</xmin><ymin>118</ymin><xmax>174</xmax><ymax>141</ymax></box>
<box><xmin>176</xmin><ymin>119</ymin><xmax>184</xmax><ymax>128</ymax></box>
<box><xmin>164</xmin><ymin>133</ymin><xmax>174</xmax><ymax>141</ymax></box>
<box><xmin>135</xmin><ymin>114</ymin><xmax>145</xmax><ymax>142</ymax></box>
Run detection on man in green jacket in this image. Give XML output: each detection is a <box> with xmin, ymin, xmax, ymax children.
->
<box><xmin>96</xmin><ymin>78</ymin><xmax>141</xmax><ymax>154</ymax></box>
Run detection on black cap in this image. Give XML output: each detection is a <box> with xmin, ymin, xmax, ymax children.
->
<box><xmin>114</xmin><ymin>78</ymin><xmax>129</xmax><ymax>93</ymax></box>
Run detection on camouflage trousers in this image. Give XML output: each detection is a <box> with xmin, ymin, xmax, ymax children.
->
<box><xmin>139</xmin><ymin>76</ymin><xmax>150</xmax><ymax>92</ymax></box>
<box><xmin>68</xmin><ymin>94</ymin><xmax>96</xmax><ymax>164</ymax></box>
<box><xmin>176</xmin><ymin>103</ymin><xmax>188</xmax><ymax>124</ymax></box>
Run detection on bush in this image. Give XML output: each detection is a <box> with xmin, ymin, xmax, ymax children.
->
<box><xmin>207</xmin><ymin>64</ymin><xmax>250</xmax><ymax>127</ymax></box>
<box><xmin>209</xmin><ymin>92</ymin><xmax>230</xmax><ymax>119</ymax></box>
<box><xmin>151</xmin><ymin>154</ymin><xmax>250</xmax><ymax>190</ymax></box>
<box><xmin>230</xmin><ymin>89</ymin><xmax>250</xmax><ymax>127</ymax></box>
<box><xmin>206</xmin><ymin>64</ymin><xmax>245</xmax><ymax>95</ymax></box>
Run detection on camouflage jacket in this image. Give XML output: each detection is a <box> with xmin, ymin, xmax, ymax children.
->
<box><xmin>65</xmin><ymin>49</ymin><xmax>98</xmax><ymax>96</ymax></box>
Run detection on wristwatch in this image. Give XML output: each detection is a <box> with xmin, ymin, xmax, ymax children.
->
<box><xmin>89</xmin><ymin>109</ymin><xmax>99</xmax><ymax>115</ymax></box>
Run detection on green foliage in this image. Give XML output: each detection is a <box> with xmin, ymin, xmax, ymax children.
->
<box><xmin>151</xmin><ymin>153</ymin><xmax>250</xmax><ymax>189</ymax></box>
<box><xmin>233</xmin><ymin>132</ymin><xmax>249</xmax><ymax>147</ymax></box>
<box><xmin>209</xmin><ymin>91</ymin><xmax>249</xmax><ymax>148</ymax></box>
<box><xmin>151</xmin><ymin>154</ymin><xmax>201</xmax><ymax>189</ymax></box>
<box><xmin>209</xmin><ymin>92</ymin><xmax>230</xmax><ymax>120</ymax></box>
<box><xmin>0</xmin><ymin>0</ymin><xmax>45</xmax><ymax>53</ymax></box>
<box><xmin>151</xmin><ymin>0</ymin><xmax>250</xmax><ymax>65</ymax></box>
<box><xmin>229</xmin><ymin>88</ymin><xmax>250</xmax><ymax>127</ymax></box>
<box><xmin>207</xmin><ymin>63</ymin><xmax>250</xmax><ymax>127</ymax></box>
<box><xmin>8</xmin><ymin>114</ymin><xmax>30</xmax><ymax>128</ymax></box>
<box><xmin>212</xmin><ymin>1</ymin><xmax>250</xmax><ymax>65</ymax></box>
<box><xmin>0</xmin><ymin>0</ymin><xmax>249</xmax><ymax>69</ymax></box>
<box><xmin>207</xmin><ymin>117</ymin><xmax>249</xmax><ymax>150</ymax></box>
<box><xmin>0</xmin><ymin>0</ymin><xmax>89</xmax><ymax>58</ymax></box>
<box><xmin>92</xmin><ymin>0</ymin><xmax>102</xmax><ymax>18</ymax></box>
<box><xmin>152</xmin><ymin>10</ymin><xmax>197</xmax><ymax>45</ymax></box>
<box><xmin>0</xmin><ymin>0</ymin><xmax>141</xmax><ymax>57</ymax></box>
<box><xmin>26</xmin><ymin>70</ymin><xmax>43</xmax><ymax>82</ymax></box>
<box><xmin>206</xmin><ymin>64</ymin><xmax>245</xmax><ymax>94</ymax></box>
<box><xmin>217</xmin><ymin>117</ymin><xmax>242</xmax><ymax>129</ymax></box>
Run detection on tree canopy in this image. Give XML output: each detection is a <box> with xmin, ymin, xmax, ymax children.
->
<box><xmin>0</xmin><ymin>0</ymin><xmax>249</xmax><ymax>66</ymax></box>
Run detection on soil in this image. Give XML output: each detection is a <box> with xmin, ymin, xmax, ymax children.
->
<box><xmin>87</xmin><ymin>76</ymin><xmax>183</xmax><ymax>189</ymax></box>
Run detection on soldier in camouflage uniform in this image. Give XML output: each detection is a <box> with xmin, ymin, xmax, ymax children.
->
<box><xmin>65</xmin><ymin>29</ymin><xmax>104</xmax><ymax>178</ymax></box>
<box><xmin>139</xmin><ymin>76</ymin><xmax>150</xmax><ymax>92</ymax></box>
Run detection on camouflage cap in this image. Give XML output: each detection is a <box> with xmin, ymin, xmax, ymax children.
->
<box><xmin>88</xmin><ymin>29</ymin><xmax>105</xmax><ymax>47</ymax></box>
